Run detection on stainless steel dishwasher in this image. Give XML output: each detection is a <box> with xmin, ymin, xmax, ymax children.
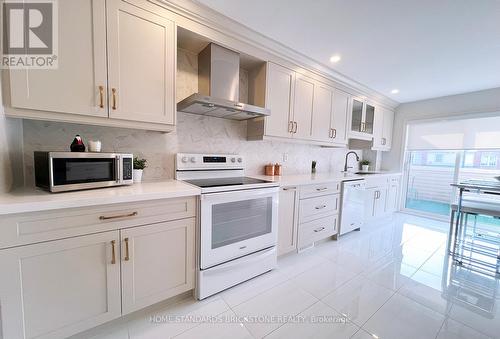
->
<box><xmin>339</xmin><ymin>179</ymin><xmax>366</xmax><ymax>235</ymax></box>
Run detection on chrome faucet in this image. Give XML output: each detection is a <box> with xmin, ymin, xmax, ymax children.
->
<box><xmin>343</xmin><ymin>151</ymin><xmax>360</xmax><ymax>172</ymax></box>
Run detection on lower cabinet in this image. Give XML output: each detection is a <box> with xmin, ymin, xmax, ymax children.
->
<box><xmin>365</xmin><ymin>175</ymin><xmax>401</xmax><ymax>220</ymax></box>
<box><xmin>277</xmin><ymin>187</ymin><xmax>299</xmax><ymax>256</ymax></box>
<box><xmin>121</xmin><ymin>219</ymin><xmax>195</xmax><ymax>314</ymax></box>
<box><xmin>0</xmin><ymin>202</ymin><xmax>196</xmax><ymax>339</ymax></box>
<box><xmin>0</xmin><ymin>231</ymin><xmax>122</xmax><ymax>339</ymax></box>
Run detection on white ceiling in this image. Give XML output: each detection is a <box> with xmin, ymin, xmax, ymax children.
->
<box><xmin>196</xmin><ymin>0</ymin><xmax>500</xmax><ymax>103</ymax></box>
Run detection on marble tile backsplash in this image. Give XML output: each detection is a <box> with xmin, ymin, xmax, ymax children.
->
<box><xmin>20</xmin><ymin>115</ymin><xmax>360</xmax><ymax>187</ymax></box>
<box><xmin>16</xmin><ymin>48</ymin><xmax>360</xmax><ymax>188</ymax></box>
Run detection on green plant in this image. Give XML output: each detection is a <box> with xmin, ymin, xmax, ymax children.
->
<box><xmin>133</xmin><ymin>157</ymin><xmax>147</xmax><ymax>170</ymax></box>
<box><xmin>360</xmin><ymin>159</ymin><xmax>370</xmax><ymax>166</ymax></box>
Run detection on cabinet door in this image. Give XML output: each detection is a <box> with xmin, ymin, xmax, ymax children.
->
<box><xmin>121</xmin><ymin>218</ymin><xmax>195</xmax><ymax>314</ymax></box>
<box><xmin>365</xmin><ymin>188</ymin><xmax>378</xmax><ymax>219</ymax></box>
<box><xmin>331</xmin><ymin>89</ymin><xmax>350</xmax><ymax>145</ymax></box>
<box><xmin>265</xmin><ymin>63</ymin><xmax>295</xmax><ymax>138</ymax></box>
<box><xmin>0</xmin><ymin>231</ymin><xmax>121</xmax><ymax>339</ymax></box>
<box><xmin>351</xmin><ymin>98</ymin><xmax>364</xmax><ymax>133</ymax></box>
<box><xmin>386</xmin><ymin>178</ymin><xmax>400</xmax><ymax>213</ymax></box>
<box><xmin>372</xmin><ymin>106</ymin><xmax>384</xmax><ymax>149</ymax></box>
<box><xmin>292</xmin><ymin>74</ymin><xmax>314</xmax><ymax>139</ymax></box>
<box><xmin>310</xmin><ymin>83</ymin><xmax>334</xmax><ymax>143</ymax></box>
<box><xmin>382</xmin><ymin>109</ymin><xmax>395</xmax><ymax>150</ymax></box>
<box><xmin>364</xmin><ymin>103</ymin><xmax>375</xmax><ymax>135</ymax></box>
<box><xmin>374</xmin><ymin>188</ymin><xmax>388</xmax><ymax>217</ymax></box>
<box><xmin>107</xmin><ymin>0</ymin><xmax>175</xmax><ymax>125</ymax></box>
<box><xmin>277</xmin><ymin>187</ymin><xmax>299</xmax><ymax>256</ymax></box>
<box><xmin>9</xmin><ymin>0</ymin><xmax>107</xmax><ymax>117</ymax></box>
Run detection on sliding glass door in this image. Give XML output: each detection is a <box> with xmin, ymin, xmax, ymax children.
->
<box><xmin>404</xmin><ymin>149</ymin><xmax>500</xmax><ymax>219</ymax></box>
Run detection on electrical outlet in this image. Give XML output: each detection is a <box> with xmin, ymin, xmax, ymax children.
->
<box><xmin>282</xmin><ymin>153</ymin><xmax>288</xmax><ymax>162</ymax></box>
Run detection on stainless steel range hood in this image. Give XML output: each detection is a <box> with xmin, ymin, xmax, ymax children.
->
<box><xmin>177</xmin><ymin>44</ymin><xmax>270</xmax><ymax>120</ymax></box>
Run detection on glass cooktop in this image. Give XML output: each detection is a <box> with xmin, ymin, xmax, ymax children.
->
<box><xmin>184</xmin><ymin>177</ymin><xmax>270</xmax><ymax>188</ymax></box>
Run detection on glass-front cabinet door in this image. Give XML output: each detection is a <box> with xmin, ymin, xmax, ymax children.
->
<box><xmin>350</xmin><ymin>98</ymin><xmax>375</xmax><ymax>138</ymax></box>
<box><xmin>364</xmin><ymin>103</ymin><xmax>375</xmax><ymax>134</ymax></box>
<box><xmin>351</xmin><ymin>99</ymin><xmax>364</xmax><ymax>133</ymax></box>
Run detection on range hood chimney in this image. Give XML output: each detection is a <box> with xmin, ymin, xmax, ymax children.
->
<box><xmin>177</xmin><ymin>43</ymin><xmax>270</xmax><ymax>120</ymax></box>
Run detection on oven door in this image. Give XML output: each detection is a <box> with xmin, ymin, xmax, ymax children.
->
<box><xmin>200</xmin><ymin>187</ymin><xmax>278</xmax><ymax>269</ymax></box>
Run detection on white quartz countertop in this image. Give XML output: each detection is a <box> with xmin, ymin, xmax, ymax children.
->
<box><xmin>252</xmin><ymin>171</ymin><xmax>401</xmax><ymax>187</ymax></box>
<box><xmin>0</xmin><ymin>180</ymin><xmax>201</xmax><ymax>215</ymax></box>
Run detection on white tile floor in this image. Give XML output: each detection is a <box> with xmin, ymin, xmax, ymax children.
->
<box><xmin>72</xmin><ymin>213</ymin><xmax>500</xmax><ymax>339</ymax></box>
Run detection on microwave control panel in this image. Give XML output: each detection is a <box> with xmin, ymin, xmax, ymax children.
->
<box><xmin>123</xmin><ymin>158</ymin><xmax>133</xmax><ymax>180</ymax></box>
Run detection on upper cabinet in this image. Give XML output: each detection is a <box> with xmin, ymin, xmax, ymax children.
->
<box><xmin>106</xmin><ymin>0</ymin><xmax>175</xmax><ymax>125</ymax></box>
<box><xmin>5</xmin><ymin>0</ymin><xmax>176</xmax><ymax>132</ymax></box>
<box><xmin>248</xmin><ymin>62</ymin><xmax>349</xmax><ymax>147</ymax></box>
<box><xmin>8</xmin><ymin>0</ymin><xmax>108</xmax><ymax>118</ymax></box>
<box><xmin>373</xmin><ymin>106</ymin><xmax>395</xmax><ymax>151</ymax></box>
<box><xmin>349</xmin><ymin>98</ymin><xmax>375</xmax><ymax>140</ymax></box>
<box><xmin>262</xmin><ymin>63</ymin><xmax>296</xmax><ymax>138</ymax></box>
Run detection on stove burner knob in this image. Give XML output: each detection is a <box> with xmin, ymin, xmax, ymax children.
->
<box><xmin>181</xmin><ymin>156</ymin><xmax>188</xmax><ymax>163</ymax></box>
<box><xmin>231</xmin><ymin>157</ymin><xmax>236</xmax><ymax>163</ymax></box>
<box><xmin>190</xmin><ymin>157</ymin><xmax>196</xmax><ymax>163</ymax></box>
<box><xmin>237</xmin><ymin>157</ymin><xmax>243</xmax><ymax>163</ymax></box>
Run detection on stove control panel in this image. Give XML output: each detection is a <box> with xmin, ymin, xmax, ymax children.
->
<box><xmin>176</xmin><ymin>153</ymin><xmax>245</xmax><ymax>170</ymax></box>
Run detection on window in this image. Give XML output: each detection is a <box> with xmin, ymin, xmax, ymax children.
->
<box><xmin>463</xmin><ymin>152</ymin><xmax>475</xmax><ymax>167</ymax></box>
<box><xmin>480</xmin><ymin>152</ymin><xmax>498</xmax><ymax>167</ymax></box>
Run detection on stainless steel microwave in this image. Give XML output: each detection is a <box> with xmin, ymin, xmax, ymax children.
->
<box><xmin>34</xmin><ymin>152</ymin><xmax>134</xmax><ymax>192</ymax></box>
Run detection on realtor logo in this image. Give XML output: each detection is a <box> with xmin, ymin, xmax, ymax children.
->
<box><xmin>1</xmin><ymin>0</ymin><xmax>58</xmax><ymax>69</ymax></box>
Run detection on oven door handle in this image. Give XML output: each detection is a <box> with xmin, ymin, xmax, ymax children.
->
<box><xmin>200</xmin><ymin>187</ymin><xmax>279</xmax><ymax>202</ymax></box>
<box><xmin>204</xmin><ymin>247</ymin><xmax>276</xmax><ymax>273</ymax></box>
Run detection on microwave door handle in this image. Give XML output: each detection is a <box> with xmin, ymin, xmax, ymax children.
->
<box><xmin>115</xmin><ymin>156</ymin><xmax>121</xmax><ymax>183</ymax></box>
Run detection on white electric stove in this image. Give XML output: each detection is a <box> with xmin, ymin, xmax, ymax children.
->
<box><xmin>175</xmin><ymin>153</ymin><xmax>279</xmax><ymax>299</ymax></box>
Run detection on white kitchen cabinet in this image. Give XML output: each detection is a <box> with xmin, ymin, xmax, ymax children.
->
<box><xmin>5</xmin><ymin>0</ymin><xmax>176</xmax><ymax>131</ymax></box>
<box><xmin>292</xmin><ymin>74</ymin><xmax>314</xmax><ymax>139</ymax></box>
<box><xmin>249</xmin><ymin>63</ymin><xmax>350</xmax><ymax>147</ymax></box>
<box><xmin>106</xmin><ymin>0</ymin><xmax>175</xmax><ymax>125</ymax></box>
<box><xmin>330</xmin><ymin>89</ymin><xmax>350</xmax><ymax>145</ymax></box>
<box><xmin>8</xmin><ymin>0</ymin><xmax>108</xmax><ymax>118</ymax></box>
<box><xmin>263</xmin><ymin>62</ymin><xmax>296</xmax><ymax>138</ymax></box>
<box><xmin>311</xmin><ymin>83</ymin><xmax>333</xmax><ymax>142</ymax></box>
<box><xmin>310</xmin><ymin>85</ymin><xmax>349</xmax><ymax>145</ymax></box>
<box><xmin>386</xmin><ymin>176</ymin><xmax>400</xmax><ymax>212</ymax></box>
<box><xmin>121</xmin><ymin>218</ymin><xmax>195</xmax><ymax>314</ymax></box>
<box><xmin>366</xmin><ymin>187</ymin><xmax>387</xmax><ymax>218</ymax></box>
<box><xmin>277</xmin><ymin>186</ymin><xmax>299</xmax><ymax>256</ymax></box>
<box><xmin>349</xmin><ymin>98</ymin><xmax>375</xmax><ymax>140</ymax></box>
<box><xmin>0</xmin><ymin>231</ymin><xmax>122</xmax><ymax>339</ymax></box>
<box><xmin>373</xmin><ymin>106</ymin><xmax>395</xmax><ymax>151</ymax></box>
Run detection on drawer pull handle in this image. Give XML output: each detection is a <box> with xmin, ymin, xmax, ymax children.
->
<box><xmin>315</xmin><ymin>205</ymin><xmax>327</xmax><ymax>210</ymax></box>
<box><xmin>99</xmin><ymin>211</ymin><xmax>138</xmax><ymax>220</ymax></box>
<box><xmin>314</xmin><ymin>227</ymin><xmax>326</xmax><ymax>233</ymax></box>
<box><xmin>316</xmin><ymin>187</ymin><xmax>328</xmax><ymax>192</ymax></box>
<box><xmin>111</xmin><ymin>240</ymin><xmax>116</xmax><ymax>264</ymax></box>
<box><xmin>124</xmin><ymin>237</ymin><xmax>130</xmax><ymax>261</ymax></box>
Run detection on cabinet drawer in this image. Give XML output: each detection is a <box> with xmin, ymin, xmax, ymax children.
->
<box><xmin>0</xmin><ymin>197</ymin><xmax>196</xmax><ymax>249</ymax></box>
<box><xmin>299</xmin><ymin>194</ymin><xmax>339</xmax><ymax>223</ymax></box>
<box><xmin>300</xmin><ymin>182</ymin><xmax>340</xmax><ymax>199</ymax></box>
<box><xmin>298</xmin><ymin>215</ymin><xmax>338</xmax><ymax>248</ymax></box>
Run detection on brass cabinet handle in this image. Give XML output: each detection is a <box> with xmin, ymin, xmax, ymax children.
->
<box><xmin>332</xmin><ymin>128</ymin><xmax>337</xmax><ymax>139</ymax></box>
<box><xmin>111</xmin><ymin>88</ymin><xmax>117</xmax><ymax>110</ymax></box>
<box><xmin>282</xmin><ymin>187</ymin><xmax>296</xmax><ymax>191</ymax></box>
<box><xmin>111</xmin><ymin>240</ymin><xmax>116</xmax><ymax>264</ymax></box>
<box><xmin>315</xmin><ymin>205</ymin><xmax>327</xmax><ymax>210</ymax></box>
<box><xmin>314</xmin><ymin>227</ymin><xmax>326</xmax><ymax>233</ymax></box>
<box><xmin>316</xmin><ymin>187</ymin><xmax>328</xmax><ymax>191</ymax></box>
<box><xmin>99</xmin><ymin>211</ymin><xmax>138</xmax><ymax>221</ymax></box>
<box><xmin>288</xmin><ymin>121</ymin><xmax>294</xmax><ymax>133</ymax></box>
<box><xmin>124</xmin><ymin>237</ymin><xmax>130</xmax><ymax>261</ymax></box>
<box><xmin>293</xmin><ymin>121</ymin><xmax>298</xmax><ymax>133</ymax></box>
<box><xmin>98</xmin><ymin>85</ymin><xmax>104</xmax><ymax>108</ymax></box>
